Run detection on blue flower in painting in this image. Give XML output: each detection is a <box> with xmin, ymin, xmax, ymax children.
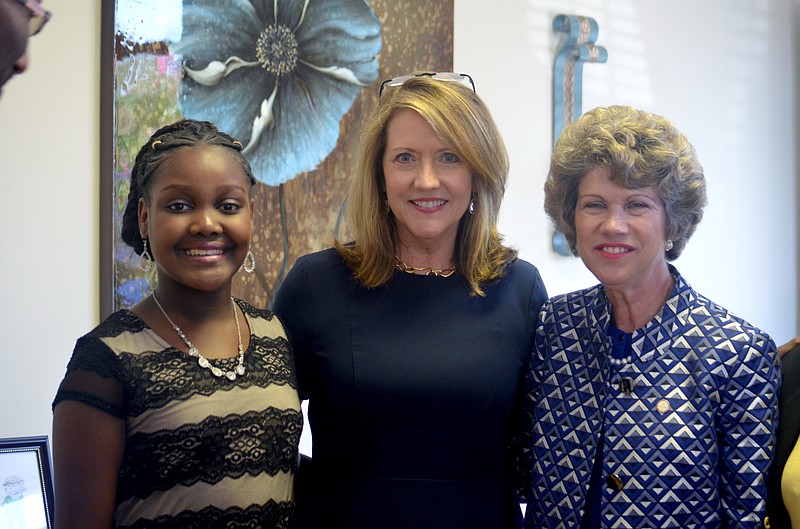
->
<box><xmin>171</xmin><ymin>0</ymin><xmax>382</xmax><ymax>186</ymax></box>
<box><xmin>116</xmin><ymin>277</ymin><xmax>151</xmax><ymax>308</ymax></box>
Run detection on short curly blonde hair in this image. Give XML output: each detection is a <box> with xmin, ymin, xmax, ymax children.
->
<box><xmin>545</xmin><ymin>105</ymin><xmax>707</xmax><ymax>260</ymax></box>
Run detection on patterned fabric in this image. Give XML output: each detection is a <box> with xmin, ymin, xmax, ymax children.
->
<box><xmin>521</xmin><ymin>266</ymin><xmax>780</xmax><ymax>529</ymax></box>
<box><xmin>53</xmin><ymin>300</ymin><xmax>302</xmax><ymax>529</ymax></box>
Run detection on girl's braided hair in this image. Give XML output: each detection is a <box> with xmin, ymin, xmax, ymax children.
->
<box><xmin>120</xmin><ymin>119</ymin><xmax>256</xmax><ymax>255</ymax></box>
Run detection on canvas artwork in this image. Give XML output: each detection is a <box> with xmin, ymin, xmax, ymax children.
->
<box><xmin>102</xmin><ymin>0</ymin><xmax>454</xmax><ymax>314</ymax></box>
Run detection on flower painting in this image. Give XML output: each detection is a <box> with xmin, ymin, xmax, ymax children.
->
<box><xmin>104</xmin><ymin>0</ymin><xmax>454</xmax><ymax>313</ymax></box>
<box><xmin>172</xmin><ymin>0</ymin><xmax>382</xmax><ymax>186</ymax></box>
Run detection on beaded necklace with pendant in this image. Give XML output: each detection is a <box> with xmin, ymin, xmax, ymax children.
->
<box><xmin>152</xmin><ymin>293</ymin><xmax>246</xmax><ymax>380</ymax></box>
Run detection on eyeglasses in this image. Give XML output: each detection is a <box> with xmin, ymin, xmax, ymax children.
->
<box><xmin>16</xmin><ymin>0</ymin><xmax>51</xmax><ymax>36</ymax></box>
<box><xmin>378</xmin><ymin>72</ymin><xmax>476</xmax><ymax>98</ymax></box>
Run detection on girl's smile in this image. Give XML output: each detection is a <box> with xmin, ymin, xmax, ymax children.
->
<box><xmin>138</xmin><ymin>144</ymin><xmax>255</xmax><ymax>295</ymax></box>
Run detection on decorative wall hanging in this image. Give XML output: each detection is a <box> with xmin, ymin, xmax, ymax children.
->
<box><xmin>551</xmin><ymin>14</ymin><xmax>607</xmax><ymax>256</ymax></box>
<box><xmin>100</xmin><ymin>0</ymin><xmax>454</xmax><ymax>314</ymax></box>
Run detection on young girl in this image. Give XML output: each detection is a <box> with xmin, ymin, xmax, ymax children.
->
<box><xmin>52</xmin><ymin>119</ymin><xmax>301</xmax><ymax>529</ymax></box>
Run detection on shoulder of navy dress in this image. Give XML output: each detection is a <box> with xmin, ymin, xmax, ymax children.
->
<box><xmin>295</xmin><ymin>246</ymin><xmax>346</xmax><ymax>269</ymax></box>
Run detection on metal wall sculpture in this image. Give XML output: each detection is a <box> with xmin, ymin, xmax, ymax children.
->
<box><xmin>551</xmin><ymin>14</ymin><xmax>608</xmax><ymax>256</ymax></box>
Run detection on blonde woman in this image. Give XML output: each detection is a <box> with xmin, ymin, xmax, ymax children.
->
<box><xmin>273</xmin><ymin>73</ymin><xmax>547</xmax><ymax>529</ymax></box>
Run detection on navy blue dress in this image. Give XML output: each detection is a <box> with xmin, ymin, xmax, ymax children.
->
<box><xmin>273</xmin><ymin>248</ymin><xmax>547</xmax><ymax>529</ymax></box>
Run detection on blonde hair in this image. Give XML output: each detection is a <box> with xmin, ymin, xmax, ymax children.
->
<box><xmin>545</xmin><ymin>105</ymin><xmax>707</xmax><ymax>260</ymax></box>
<box><xmin>336</xmin><ymin>76</ymin><xmax>516</xmax><ymax>296</ymax></box>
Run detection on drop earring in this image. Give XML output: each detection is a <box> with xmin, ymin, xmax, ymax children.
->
<box><xmin>468</xmin><ymin>193</ymin><xmax>477</xmax><ymax>215</ymax></box>
<box><xmin>140</xmin><ymin>238</ymin><xmax>153</xmax><ymax>272</ymax></box>
<box><xmin>383</xmin><ymin>192</ymin><xmax>391</xmax><ymax>214</ymax></box>
<box><xmin>665</xmin><ymin>239</ymin><xmax>674</xmax><ymax>252</ymax></box>
<box><xmin>242</xmin><ymin>250</ymin><xmax>256</xmax><ymax>274</ymax></box>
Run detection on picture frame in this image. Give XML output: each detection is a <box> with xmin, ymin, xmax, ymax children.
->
<box><xmin>99</xmin><ymin>0</ymin><xmax>454</xmax><ymax>317</ymax></box>
<box><xmin>0</xmin><ymin>436</ymin><xmax>54</xmax><ymax>529</ymax></box>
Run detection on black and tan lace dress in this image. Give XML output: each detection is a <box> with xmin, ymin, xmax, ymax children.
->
<box><xmin>53</xmin><ymin>299</ymin><xmax>302</xmax><ymax>529</ymax></box>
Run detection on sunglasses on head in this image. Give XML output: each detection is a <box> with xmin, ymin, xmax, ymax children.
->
<box><xmin>378</xmin><ymin>72</ymin><xmax>476</xmax><ymax>98</ymax></box>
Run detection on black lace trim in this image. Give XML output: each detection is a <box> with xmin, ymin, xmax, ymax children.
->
<box><xmin>62</xmin><ymin>309</ymin><xmax>297</xmax><ymax>417</ymax></box>
<box><xmin>238</xmin><ymin>298</ymin><xmax>298</xmax><ymax>388</ymax></box>
<box><xmin>97</xmin><ymin>309</ymin><xmax>149</xmax><ymax>336</ymax></box>
<box><xmin>122</xmin><ymin>500</ymin><xmax>295</xmax><ymax>529</ymax></box>
<box><xmin>64</xmin><ymin>311</ymin><xmax>143</xmax><ymax>380</ymax></box>
<box><xmin>235</xmin><ymin>298</ymin><xmax>274</xmax><ymax>321</ymax></box>
<box><xmin>117</xmin><ymin>408</ymin><xmax>302</xmax><ymax>502</ymax></box>
<box><xmin>52</xmin><ymin>389</ymin><xmax>126</xmax><ymax>418</ymax></box>
<box><xmin>116</xmin><ymin>334</ymin><xmax>296</xmax><ymax>417</ymax></box>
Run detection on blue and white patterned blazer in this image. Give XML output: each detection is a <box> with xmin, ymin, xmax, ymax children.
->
<box><xmin>521</xmin><ymin>267</ymin><xmax>780</xmax><ymax>529</ymax></box>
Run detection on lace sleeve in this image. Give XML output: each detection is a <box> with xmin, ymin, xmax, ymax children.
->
<box><xmin>52</xmin><ymin>334</ymin><xmax>126</xmax><ymax>418</ymax></box>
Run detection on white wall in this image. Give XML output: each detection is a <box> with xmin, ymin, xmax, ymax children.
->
<box><xmin>0</xmin><ymin>1</ymin><xmax>100</xmax><ymax>439</ymax></box>
<box><xmin>455</xmin><ymin>0</ymin><xmax>796</xmax><ymax>338</ymax></box>
<box><xmin>0</xmin><ymin>0</ymin><xmax>795</xmax><ymax>447</ymax></box>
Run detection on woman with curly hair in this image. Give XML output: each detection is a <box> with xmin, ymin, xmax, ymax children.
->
<box><xmin>521</xmin><ymin>105</ymin><xmax>779</xmax><ymax>529</ymax></box>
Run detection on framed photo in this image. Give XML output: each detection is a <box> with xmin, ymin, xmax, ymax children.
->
<box><xmin>0</xmin><ymin>436</ymin><xmax>54</xmax><ymax>529</ymax></box>
<box><xmin>99</xmin><ymin>0</ymin><xmax>454</xmax><ymax>316</ymax></box>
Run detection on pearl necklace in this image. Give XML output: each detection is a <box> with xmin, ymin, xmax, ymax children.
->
<box><xmin>608</xmin><ymin>324</ymin><xmax>633</xmax><ymax>368</ymax></box>
<box><xmin>394</xmin><ymin>257</ymin><xmax>455</xmax><ymax>277</ymax></box>
<box><xmin>609</xmin><ymin>355</ymin><xmax>632</xmax><ymax>367</ymax></box>
<box><xmin>152</xmin><ymin>293</ymin><xmax>246</xmax><ymax>381</ymax></box>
